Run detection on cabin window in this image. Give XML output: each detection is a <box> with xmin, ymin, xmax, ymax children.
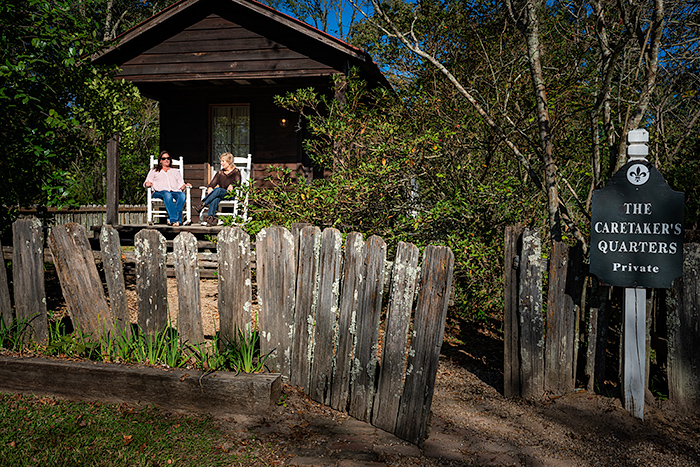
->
<box><xmin>211</xmin><ymin>105</ymin><xmax>250</xmax><ymax>171</ymax></box>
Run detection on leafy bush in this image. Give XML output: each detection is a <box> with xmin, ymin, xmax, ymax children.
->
<box><xmin>245</xmin><ymin>73</ymin><xmax>543</xmax><ymax>322</ymax></box>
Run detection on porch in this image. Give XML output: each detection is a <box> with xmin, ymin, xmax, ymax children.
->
<box><xmin>13</xmin><ymin>206</ymin><xmax>232</xmax><ymax>278</ymax></box>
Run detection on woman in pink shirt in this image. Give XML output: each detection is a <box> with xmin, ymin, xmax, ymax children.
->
<box><xmin>143</xmin><ymin>150</ymin><xmax>191</xmax><ymax>226</ymax></box>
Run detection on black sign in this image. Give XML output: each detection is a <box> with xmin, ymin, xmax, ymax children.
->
<box><xmin>590</xmin><ymin>160</ymin><xmax>684</xmax><ymax>288</ymax></box>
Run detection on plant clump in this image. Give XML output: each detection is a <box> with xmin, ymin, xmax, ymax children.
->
<box><xmin>1</xmin><ymin>315</ymin><xmax>274</xmax><ymax>374</ymax></box>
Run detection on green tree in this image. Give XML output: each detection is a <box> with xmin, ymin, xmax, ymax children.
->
<box><xmin>351</xmin><ymin>0</ymin><xmax>699</xmax><ymax>243</ymax></box>
<box><xmin>0</xmin><ymin>0</ymin><xmax>160</xmax><ymax>234</ymax></box>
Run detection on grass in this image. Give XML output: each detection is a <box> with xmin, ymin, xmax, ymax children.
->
<box><xmin>0</xmin><ymin>319</ymin><xmax>279</xmax><ymax>465</ymax></box>
<box><xmin>0</xmin><ymin>315</ymin><xmax>37</xmax><ymax>352</ymax></box>
<box><xmin>0</xmin><ymin>393</ymin><xmax>272</xmax><ymax>467</ymax></box>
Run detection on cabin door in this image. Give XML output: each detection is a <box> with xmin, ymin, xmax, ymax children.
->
<box><xmin>211</xmin><ymin>104</ymin><xmax>250</xmax><ymax>172</ymax></box>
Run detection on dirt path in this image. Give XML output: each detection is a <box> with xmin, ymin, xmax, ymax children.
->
<box><xmin>219</xmin><ymin>355</ymin><xmax>699</xmax><ymax>467</ymax></box>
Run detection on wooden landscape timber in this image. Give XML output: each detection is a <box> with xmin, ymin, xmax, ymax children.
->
<box><xmin>1</xmin><ymin>218</ymin><xmax>456</xmax><ymax>446</ymax></box>
<box><xmin>0</xmin><ymin>356</ymin><xmax>281</xmax><ymax>417</ymax></box>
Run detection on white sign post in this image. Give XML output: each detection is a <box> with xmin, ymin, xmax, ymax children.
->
<box><xmin>623</xmin><ymin>287</ymin><xmax>646</xmax><ymax>419</ymax></box>
<box><xmin>623</xmin><ymin>129</ymin><xmax>649</xmax><ymax>420</ymax></box>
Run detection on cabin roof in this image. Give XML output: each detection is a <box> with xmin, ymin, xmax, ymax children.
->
<box><xmin>93</xmin><ymin>0</ymin><xmax>388</xmax><ymax>88</ymax></box>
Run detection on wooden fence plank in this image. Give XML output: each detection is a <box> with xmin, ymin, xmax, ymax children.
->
<box><xmin>373</xmin><ymin>241</ymin><xmax>420</xmax><ymax>433</ymax></box>
<box><xmin>0</xmin><ymin>239</ymin><xmax>12</xmax><ymax>326</ymax></box>
<box><xmin>291</xmin><ymin>226</ymin><xmax>321</xmax><ymax>390</ymax></box>
<box><xmin>291</xmin><ymin>222</ymin><xmax>312</xmax><ymax>246</ymax></box>
<box><xmin>48</xmin><ymin>223</ymin><xmax>113</xmax><ymax>338</ymax></box>
<box><xmin>667</xmin><ymin>244</ymin><xmax>700</xmax><ymax>411</ymax></box>
<box><xmin>217</xmin><ymin>227</ymin><xmax>252</xmax><ymax>343</ymax></box>
<box><xmin>569</xmin><ymin>244</ymin><xmax>584</xmax><ymax>391</ymax></box>
<box><xmin>12</xmin><ymin>218</ymin><xmax>48</xmax><ymax>343</ymax></box>
<box><xmin>395</xmin><ymin>245</ymin><xmax>454</xmax><ymax>445</ymax></box>
<box><xmin>348</xmin><ymin>235</ymin><xmax>386</xmax><ymax>423</ymax></box>
<box><xmin>504</xmin><ymin>225</ymin><xmax>524</xmax><ymax>398</ymax></box>
<box><xmin>645</xmin><ymin>290</ymin><xmax>656</xmax><ymax>390</ymax></box>
<box><xmin>309</xmin><ymin>228</ymin><xmax>342</xmax><ymax>405</ymax></box>
<box><xmin>518</xmin><ymin>228</ymin><xmax>545</xmax><ymax>399</ymax></box>
<box><xmin>544</xmin><ymin>241</ymin><xmax>576</xmax><ymax>395</ymax></box>
<box><xmin>135</xmin><ymin>229</ymin><xmax>169</xmax><ymax>337</ymax></box>
<box><xmin>99</xmin><ymin>225</ymin><xmax>130</xmax><ymax>338</ymax></box>
<box><xmin>173</xmin><ymin>232</ymin><xmax>204</xmax><ymax>344</ymax></box>
<box><xmin>257</xmin><ymin>226</ymin><xmax>296</xmax><ymax>378</ymax></box>
<box><xmin>330</xmin><ymin>232</ymin><xmax>364</xmax><ymax>412</ymax></box>
<box><xmin>585</xmin><ymin>283</ymin><xmax>609</xmax><ymax>393</ymax></box>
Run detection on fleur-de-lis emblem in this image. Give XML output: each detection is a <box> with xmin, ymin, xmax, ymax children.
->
<box><xmin>627</xmin><ymin>163</ymin><xmax>650</xmax><ymax>186</ymax></box>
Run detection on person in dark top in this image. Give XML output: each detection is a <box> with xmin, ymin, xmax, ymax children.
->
<box><xmin>192</xmin><ymin>152</ymin><xmax>241</xmax><ymax>225</ymax></box>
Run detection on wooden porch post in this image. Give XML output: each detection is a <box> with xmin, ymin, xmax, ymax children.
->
<box><xmin>106</xmin><ymin>133</ymin><xmax>120</xmax><ymax>225</ymax></box>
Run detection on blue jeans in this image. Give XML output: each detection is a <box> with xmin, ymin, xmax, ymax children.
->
<box><xmin>153</xmin><ymin>190</ymin><xmax>185</xmax><ymax>223</ymax></box>
<box><xmin>202</xmin><ymin>187</ymin><xmax>228</xmax><ymax>216</ymax></box>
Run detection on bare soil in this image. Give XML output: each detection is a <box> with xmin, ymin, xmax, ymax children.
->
<box><xmin>45</xmin><ymin>274</ymin><xmax>700</xmax><ymax>466</ymax></box>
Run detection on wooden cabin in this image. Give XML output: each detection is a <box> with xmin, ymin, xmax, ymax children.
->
<box><xmin>93</xmin><ymin>0</ymin><xmax>388</xmax><ymax>214</ymax></box>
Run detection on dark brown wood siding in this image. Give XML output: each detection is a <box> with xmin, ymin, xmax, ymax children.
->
<box><xmin>118</xmin><ymin>15</ymin><xmax>337</xmax><ymax>82</ymax></box>
<box><xmin>157</xmin><ymin>83</ymin><xmax>313</xmax><ymax>188</ymax></box>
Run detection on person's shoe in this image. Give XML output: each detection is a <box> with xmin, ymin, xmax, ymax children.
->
<box><xmin>192</xmin><ymin>201</ymin><xmax>204</xmax><ymax>213</ymax></box>
<box><xmin>206</xmin><ymin>215</ymin><xmax>216</xmax><ymax>226</ymax></box>
<box><xmin>172</xmin><ymin>222</ymin><xmax>180</xmax><ymax>227</ymax></box>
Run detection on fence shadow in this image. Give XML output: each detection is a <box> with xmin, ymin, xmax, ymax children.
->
<box><xmin>441</xmin><ymin>316</ymin><xmax>504</xmax><ymax>394</ymax></box>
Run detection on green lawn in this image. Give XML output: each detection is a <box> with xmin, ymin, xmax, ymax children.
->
<box><xmin>0</xmin><ymin>393</ymin><xmax>271</xmax><ymax>466</ymax></box>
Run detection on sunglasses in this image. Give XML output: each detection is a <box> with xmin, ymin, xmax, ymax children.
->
<box><xmin>161</xmin><ymin>157</ymin><xmax>170</xmax><ymax>160</ymax></box>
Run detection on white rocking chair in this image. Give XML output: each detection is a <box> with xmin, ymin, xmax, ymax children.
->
<box><xmin>146</xmin><ymin>155</ymin><xmax>192</xmax><ymax>225</ymax></box>
<box><xmin>198</xmin><ymin>154</ymin><xmax>252</xmax><ymax>224</ymax></box>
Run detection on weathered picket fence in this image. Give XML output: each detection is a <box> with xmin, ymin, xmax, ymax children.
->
<box><xmin>1</xmin><ymin>218</ymin><xmax>454</xmax><ymax>446</ymax></box>
<box><xmin>504</xmin><ymin>225</ymin><xmax>700</xmax><ymax>412</ymax></box>
<box><xmin>16</xmin><ymin>205</ymin><xmax>147</xmax><ymax>233</ymax></box>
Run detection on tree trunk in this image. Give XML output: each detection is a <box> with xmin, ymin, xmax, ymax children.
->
<box><xmin>510</xmin><ymin>0</ymin><xmax>561</xmax><ymax>241</ymax></box>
